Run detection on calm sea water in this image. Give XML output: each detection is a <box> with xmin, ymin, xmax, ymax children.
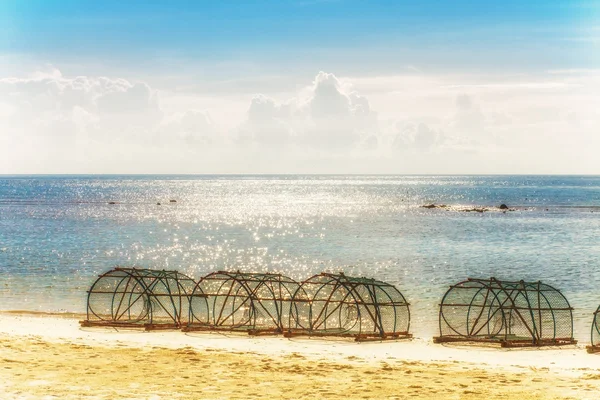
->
<box><xmin>1</xmin><ymin>175</ymin><xmax>599</xmax><ymax>339</ymax></box>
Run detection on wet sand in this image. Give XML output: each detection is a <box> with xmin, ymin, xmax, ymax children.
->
<box><xmin>1</xmin><ymin>313</ymin><xmax>600</xmax><ymax>399</ymax></box>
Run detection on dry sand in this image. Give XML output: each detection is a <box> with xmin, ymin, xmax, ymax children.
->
<box><xmin>1</xmin><ymin>313</ymin><xmax>600</xmax><ymax>399</ymax></box>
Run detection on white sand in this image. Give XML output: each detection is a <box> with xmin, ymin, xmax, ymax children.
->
<box><xmin>0</xmin><ymin>313</ymin><xmax>597</xmax><ymax>373</ymax></box>
<box><xmin>1</xmin><ymin>312</ymin><xmax>600</xmax><ymax>399</ymax></box>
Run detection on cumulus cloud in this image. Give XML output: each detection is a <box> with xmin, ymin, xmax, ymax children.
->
<box><xmin>239</xmin><ymin>71</ymin><xmax>378</xmax><ymax>150</ymax></box>
<box><xmin>0</xmin><ymin>71</ymin><xmax>162</xmax><ymax>142</ymax></box>
<box><xmin>387</xmin><ymin>94</ymin><xmax>495</xmax><ymax>154</ymax></box>
<box><xmin>237</xmin><ymin>94</ymin><xmax>293</xmax><ymax>146</ymax></box>
<box><xmin>2</xmin><ymin>65</ymin><xmax>599</xmax><ymax>173</ymax></box>
<box><xmin>391</xmin><ymin>122</ymin><xmax>442</xmax><ymax>151</ymax></box>
<box><xmin>0</xmin><ymin>68</ymin><xmax>228</xmax><ymax>153</ymax></box>
<box><xmin>158</xmin><ymin>110</ymin><xmax>218</xmax><ymax>145</ymax></box>
<box><xmin>446</xmin><ymin>94</ymin><xmax>485</xmax><ymax>138</ymax></box>
<box><xmin>0</xmin><ymin>67</ymin><xmax>225</xmax><ymax>172</ymax></box>
<box><xmin>96</xmin><ymin>81</ymin><xmax>158</xmax><ymax>114</ymax></box>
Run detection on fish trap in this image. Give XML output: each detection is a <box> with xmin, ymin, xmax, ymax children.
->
<box><xmin>80</xmin><ymin>267</ymin><xmax>196</xmax><ymax>330</ymax></box>
<box><xmin>434</xmin><ymin>278</ymin><xmax>576</xmax><ymax>347</ymax></box>
<box><xmin>285</xmin><ymin>273</ymin><xmax>412</xmax><ymax>341</ymax></box>
<box><xmin>184</xmin><ymin>271</ymin><xmax>301</xmax><ymax>335</ymax></box>
<box><xmin>587</xmin><ymin>305</ymin><xmax>600</xmax><ymax>353</ymax></box>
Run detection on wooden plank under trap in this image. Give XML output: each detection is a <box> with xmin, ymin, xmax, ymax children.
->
<box><xmin>433</xmin><ymin>335</ymin><xmax>577</xmax><ymax>347</ymax></box>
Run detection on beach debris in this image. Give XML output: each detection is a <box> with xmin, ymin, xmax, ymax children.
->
<box><xmin>107</xmin><ymin>201</ymin><xmax>117</xmax><ymax>205</ymax></box>
<box><xmin>170</xmin><ymin>199</ymin><xmax>177</xmax><ymax>203</ymax></box>
<box><xmin>434</xmin><ymin>277</ymin><xmax>577</xmax><ymax>348</ymax></box>
<box><xmin>80</xmin><ymin>267</ymin><xmax>196</xmax><ymax>330</ymax></box>
<box><xmin>157</xmin><ymin>202</ymin><xmax>161</xmax><ymax>205</ymax></box>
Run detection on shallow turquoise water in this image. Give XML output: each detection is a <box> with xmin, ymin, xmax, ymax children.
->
<box><xmin>1</xmin><ymin>175</ymin><xmax>599</xmax><ymax>339</ymax></box>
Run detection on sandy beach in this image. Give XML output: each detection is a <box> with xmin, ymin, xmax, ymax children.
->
<box><xmin>0</xmin><ymin>313</ymin><xmax>599</xmax><ymax>399</ymax></box>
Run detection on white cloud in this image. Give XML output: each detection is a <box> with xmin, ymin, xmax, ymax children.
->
<box><xmin>0</xmin><ymin>68</ymin><xmax>221</xmax><ymax>172</ymax></box>
<box><xmin>239</xmin><ymin>71</ymin><xmax>378</xmax><ymax>150</ymax></box>
<box><xmin>1</xmin><ymin>66</ymin><xmax>599</xmax><ymax>173</ymax></box>
<box><xmin>159</xmin><ymin>110</ymin><xmax>218</xmax><ymax>145</ymax></box>
<box><xmin>0</xmin><ymin>72</ymin><xmax>163</xmax><ymax>142</ymax></box>
<box><xmin>446</xmin><ymin>94</ymin><xmax>486</xmax><ymax>139</ymax></box>
<box><xmin>237</xmin><ymin>94</ymin><xmax>293</xmax><ymax>146</ymax></box>
<box><xmin>391</xmin><ymin>122</ymin><xmax>441</xmax><ymax>151</ymax></box>
<box><xmin>96</xmin><ymin>81</ymin><xmax>158</xmax><ymax>114</ymax></box>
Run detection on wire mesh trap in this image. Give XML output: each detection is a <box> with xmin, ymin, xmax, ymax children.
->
<box><xmin>183</xmin><ymin>271</ymin><xmax>301</xmax><ymax>335</ymax></box>
<box><xmin>285</xmin><ymin>273</ymin><xmax>412</xmax><ymax>341</ymax></box>
<box><xmin>587</xmin><ymin>305</ymin><xmax>600</xmax><ymax>353</ymax></box>
<box><xmin>433</xmin><ymin>278</ymin><xmax>576</xmax><ymax>348</ymax></box>
<box><xmin>80</xmin><ymin>267</ymin><xmax>196</xmax><ymax>330</ymax></box>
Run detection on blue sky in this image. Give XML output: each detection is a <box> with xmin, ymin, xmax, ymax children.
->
<box><xmin>0</xmin><ymin>1</ymin><xmax>599</xmax><ymax>173</ymax></box>
<box><xmin>3</xmin><ymin>1</ymin><xmax>598</xmax><ymax>73</ymax></box>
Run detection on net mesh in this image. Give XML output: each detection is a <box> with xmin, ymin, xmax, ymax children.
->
<box><xmin>84</xmin><ymin>267</ymin><xmax>196</xmax><ymax>328</ymax></box>
<box><xmin>187</xmin><ymin>271</ymin><xmax>300</xmax><ymax>333</ymax></box>
<box><xmin>436</xmin><ymin>278</ymin><xmax>575</xmax><ymax>347</ymax></box>
<box><xmin>83</xmin><ymin>268</ymin><xmax>411</xmax><ymax>340</ymax></box>
<box><xmin>592</xmin><ymin>305</ymin><xmax>600</xmax><ymax>349</ymax></box>
<box><xmin>288</xmin><ymin>273</ymin><xmax>411</xmax><ymax>340</ymax></box>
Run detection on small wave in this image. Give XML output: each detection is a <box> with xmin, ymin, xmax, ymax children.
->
<box><xmin>0</xmin><ymin>310</ymin><xmax>85</xmax><ymax>319</ymax></box>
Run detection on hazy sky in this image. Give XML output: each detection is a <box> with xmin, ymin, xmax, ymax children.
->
<box><xmin>1</xmin><ymin>1</ymin><xmax>599</xmax><ymax>174</ymax></box>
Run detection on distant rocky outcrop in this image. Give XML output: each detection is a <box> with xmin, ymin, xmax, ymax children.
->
<box><xmin>422</xmin><ymin>204</ymin><xmax>445</xmax><ymax>209</ymax></box>
<box><xmin>420</xmin><ymin>203</ymin><xmax>516</xmax><ymax>213</ymax></box>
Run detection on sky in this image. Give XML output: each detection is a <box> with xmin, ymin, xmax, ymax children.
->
<box><xmin>0</xmin><ymin>0</ymin><xmax>599</xmax><ymax>174</ymax></box>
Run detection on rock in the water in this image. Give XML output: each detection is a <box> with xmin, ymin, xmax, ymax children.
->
<box><xmin>498</xmin><ymin>204</ymin><xmax>509</xmax><ymax>210</ymax></box>
<box><xmin>108</xmin><ymin>201</ymin><xmax>117</xmax><ymax>205</ymax></box>
<box><xmin>421</xmin><ymin>204</ymin><xmax>448</xmax><ymax>209</ymax></box>
<box><xmin>464</xmin><ymin>207</ymin><xmax>487</xmax><ymax>213</ymax></box>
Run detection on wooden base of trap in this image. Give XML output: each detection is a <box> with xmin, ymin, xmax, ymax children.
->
<box><xmin>247</xmin><ymin>328</ymin><xmax>283</xmax><ymax>336</ymax></box>
<box><xmin>284</xmin><ymin>329</ymin><xmax>412</xmax><ymax>342</ymax></box>
<box><xmin>79</xmin><ymin>320</ymin><xmax>181</xmax><ymax>331</ymax></box>
<box><xmin>182</xmin><ymin>324</ymin><xmax>282</xmax><ymax>336</ymax></box>
<box><xmin>587</xmin><ymin>345</ymin><xmax>600</xmax><ymax>354</ymax></box>
<box><xmin>433</xmin><ymin>335</ymin><xmax>577</xmax><ymax>348</ymax></box>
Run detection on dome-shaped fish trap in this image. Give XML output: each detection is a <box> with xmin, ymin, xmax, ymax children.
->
<box><xmin>80</xmin><ymin>267</ymin><xmax>196</xmax><ymax>330</ymax></box>
<box><xmin>184</xmin><ymin>271</ymin><xmax>300</xmax><ymax>335</ymax></box>
<box><xmin>285</xmin><ymin>273</ymin><xmax>411</xmax><ymax>341</ymax></box>
<box><xmin>587</xmin><ymin>305</ymin><xmax>600</xmax><ymax>353</ymax></box>
<box><xmin>434</xmin><ymin>278</ymin><xmax>576</xmax><ymax>347</ymax></box>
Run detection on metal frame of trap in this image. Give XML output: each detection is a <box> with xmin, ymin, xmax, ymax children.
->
<box><xmin>586</xmin><ymin>305</ymin><xmax>600</xmax><ymax>353</ymax></box>
<box><xmin>433</xmin><ymin>277</ymin><xmax>577</xmax><ymax>348</ymax></box>
<box><xmin>80</xmin><ymin>267</ymin><xmax>196</xmax><ymax>330</ymax></box>
<box><xmin>183</xmin><ymin>271</ymin><xmax>300</xmax><ymax>336</ymax></box>
<box><xmin>284</xmin><ymin>272</ymin><xmax>412</xmax><ymax>342</ymax></box>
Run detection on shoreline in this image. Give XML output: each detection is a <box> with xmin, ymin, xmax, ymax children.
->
<box><xmin>1</xmin><ymin>313</ymin><xmax>600</xmax><ymax>399</ymax></box>
<box><xmin>0</xmin><ymin>311</ymin><xmax>597</xmax><ymax>369</ymax></box>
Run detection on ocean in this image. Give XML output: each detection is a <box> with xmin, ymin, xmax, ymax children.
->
<box><xmin>1</xmin><ymin>175</ymin><xmax>599</xmax><ymax>339</ymax></box>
